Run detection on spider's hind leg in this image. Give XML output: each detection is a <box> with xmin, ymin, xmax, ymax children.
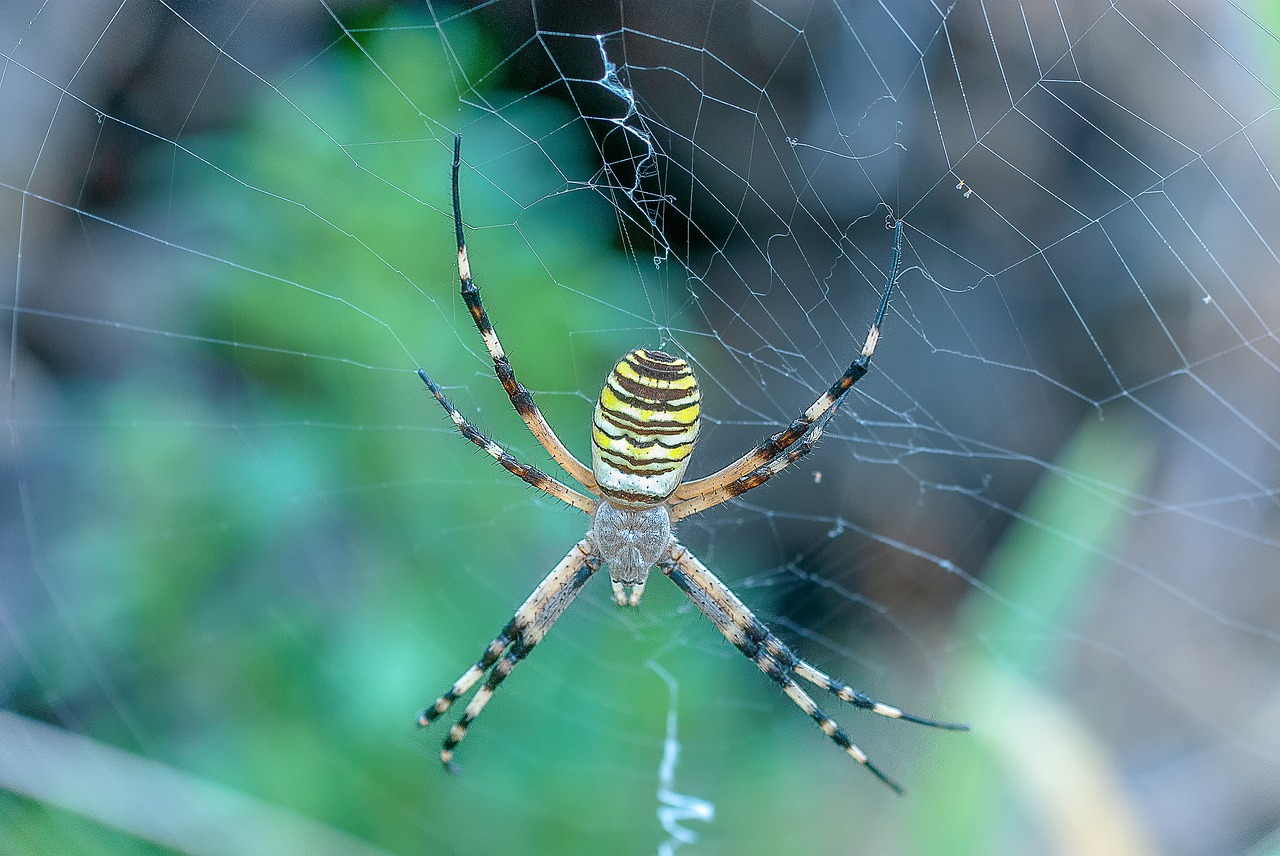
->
<box><xmin>417</xmin><ymin>538</ymin><xmax>601</xmax><ymax>767</ymax></box>
<box><xmin>417</xmin><ymin>623</ymin><xmax>515</xmax><ymax>729</ymax></box>
<box><xmin>660</xmin><ymin>541</ymin><xmax>967</xmax><ymax>793</ymax></box>
<box><xmin>790</xmin><ymin>661</ymin><xmax>969</xmax><ymax>731</ymax></box>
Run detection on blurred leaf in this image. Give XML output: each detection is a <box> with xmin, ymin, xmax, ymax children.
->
<box><xmin>914</xmin><ymin>413</ymin><xmax>1158</xmax><ymax>856</ymax></box>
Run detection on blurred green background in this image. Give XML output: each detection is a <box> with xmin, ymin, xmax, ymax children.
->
<box><xmin>3</xmin><ymin>2</ymin><xmax>1280</xmax><ymax>855</ymax></box>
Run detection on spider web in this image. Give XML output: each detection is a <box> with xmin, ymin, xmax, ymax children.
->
<box><xmin>2</xmin><ymin>1</ymin><xmax>1279</xmax><ymax>854</ymax></box>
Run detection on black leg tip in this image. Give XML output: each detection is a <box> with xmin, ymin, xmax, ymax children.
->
<box><xmin>864</xmin><ymin>760</ymin><xmax>906</xmax><ymax>796</ymax></box>
<box><xmin>901</xmin><ymin>712</ymin><xmax>972</xmax><ymax>732</ymax></box>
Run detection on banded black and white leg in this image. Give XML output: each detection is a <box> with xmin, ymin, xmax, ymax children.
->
<box><xmin>669</xmin><ymin>217</ymin><xmax>904</xmax><ymax>513</ymax></box>
<box><xmin>660</xmin><ymin>542</ymin><xmax>967</xmax><ymax>793</ymax></box>
<box><xmin>418</xmin><ymin>538</ymin><xmax>603</xmax><ymax>767</ymax></box>
<box><xmin>669</xmin><ymin>408</ymin><xmax>838</xmax><ymax>521</ymax></box>
<box><xmin>449</xmin><ymin>135</ymin><xmax>597</xmax><ymax>491</ymax></box>
<box><xmin>417</xmin><ymin>368</ymin><xmax>596</xmax><ymax>514</ymax></box>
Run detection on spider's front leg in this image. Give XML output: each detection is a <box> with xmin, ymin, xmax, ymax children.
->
<box><xmin>668</xmin><ymin>216</ymin><xmax>905</xmax><ymax>514</ymax></box>
<box><xmin>448</xmin><ymin>134</ymin><xmax>597</xmax><ymax>492</ymax></box>
<box><xmin>418</xmin><ymin>538</ymin><xmax>601</xmax><ymax>768</ymax></box>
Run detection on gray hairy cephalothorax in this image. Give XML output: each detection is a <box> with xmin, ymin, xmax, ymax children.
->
<box><xmin>590</xmin><ymin>501</ymin><xmax>672</xmax><ymax>586</ymax></box>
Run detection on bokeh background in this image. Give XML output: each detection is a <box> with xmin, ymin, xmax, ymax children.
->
<box><xmin>3</xmin><ymin>1</ymin><xmax>1279</xmax><ymax>855</ymax></box>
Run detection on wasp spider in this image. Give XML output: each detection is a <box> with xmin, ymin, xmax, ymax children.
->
<box><xmin>417</xmin><ymin>136</ymin><xmax>968</xmax><ymax>793</ymax></box>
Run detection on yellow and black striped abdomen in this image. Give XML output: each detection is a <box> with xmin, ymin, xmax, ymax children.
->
<box><xmin>592</xmin><ymin>349</ymin><xmax>700</xmax><ymax>508</ymax></box>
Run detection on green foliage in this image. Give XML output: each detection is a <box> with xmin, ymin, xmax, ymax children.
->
<box><xmin>912</xmin><ymin>414</ymin><xmax>1159</xmax><ymax>856</ymax></box>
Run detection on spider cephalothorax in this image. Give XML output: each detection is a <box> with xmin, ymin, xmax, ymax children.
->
<box><xmin>413</xmin><ymin>135</ymin><xmax>967</xmax><ymax>793</ymax></box>
<box><xmin>590</xmin><ymin>501</ymin><xmax>670</xmax><ymax>606</ymax></box>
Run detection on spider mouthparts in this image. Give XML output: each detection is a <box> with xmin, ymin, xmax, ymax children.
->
<box><xmin>610</xmin><ymin>579</ymin><xmax>646</xmax><ymax>607</ymax></box>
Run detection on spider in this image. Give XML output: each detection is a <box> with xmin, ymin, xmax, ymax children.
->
<box><xmin>416</xmin><ymin>135</ymin><xmax>968</xmax><ymax>794</ymax></box>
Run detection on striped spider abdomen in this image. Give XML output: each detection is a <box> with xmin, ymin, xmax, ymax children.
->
<box><xmin>591</xmin><ymin>349</ymin><xmax>701</xmax><ymax>508</ymax></box>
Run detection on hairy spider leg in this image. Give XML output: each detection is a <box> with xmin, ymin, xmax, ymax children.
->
<box><xmin>661</xmin><ymin>541</ymin><xmax>966</xmax><ymax>794</ymax></box>
<box><xmin>669</xmin><ymin>217</ymin><xmax>905</xmax><ymax>511</ymax></box>
<box><xmin>668</xmin><ymin>408</ymin><xmax>838</xmax><ymax>521</ymax></box>
<box><xmin>418</xmin><ymin>368</ymin><xmax>596</xmax><ymax>514</ymax></box>
<box><xmin>450</xmin><ymin>135</ymin><xmax>597</xmax><ymax>491</ymax></box>
<box><xmin>418</xmin><ymin>539</ymin><xmax>602</xmax><ymax>768</ymax></box>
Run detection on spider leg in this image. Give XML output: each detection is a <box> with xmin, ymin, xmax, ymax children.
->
<box><xmin>789</xmin><ymin>660</ymin><xmax>968</xmax><ymax>730</ymax></box>
<box><xmin>670</xmin><ymin>218</ymin><xmax>904</xmax><ymax>508</ymax></box>
<box><xmin>449</xmin><ymin>135</ymin><xmax>598</xmax><ymax>492</ymax></box>
<box><xmin>661</xmin><ymin>541</ymin><xmax>965</xmax><ymax>793</ymax></box>
<box><xmin>668</xmin><ymin>409</ymin><xmax>834</xmax><ymax>521</ymax></box>
<box><xmin>419</xmin><ymin>368</ymin><xmax>596</xmax><ymax>514</ymax></box>
<box><xmin>419</xmin><ymin>538</ymin><xmax>602</xmax><ymax>768</ymax></box>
